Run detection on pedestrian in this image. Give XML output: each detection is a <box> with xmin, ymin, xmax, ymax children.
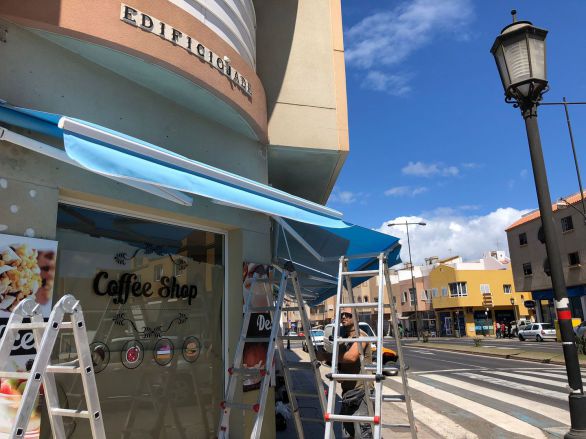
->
<box><xmin>398</xmin><ymin>322</ymin><xmax>404</xmax><ymax>339</ymax></box>
<box><xmin>496</xmin><ymin>322</ymin><xmax>501</xmax><ymax>339</ymax></box>
<box><xmin>500</xmin><ymin>322</ymin><xmax>506</xmax><ymax>339</ymax></box>
<box><xmin>506</xmin><ymin>321</ymin><xmax>512</xmax><ymax>339</ymax></box>
<box><xmin>318</xmin><ymin>308</ymin><xmax>373</xmax><ymax>438</ymax></box>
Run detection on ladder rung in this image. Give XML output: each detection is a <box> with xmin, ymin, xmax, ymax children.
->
<box><xmin>326</xmin><ymin>413</ymin><xmax>377</xmax><ymax>423</ymax></box>
<box><xmin>285</xmin><ymin>362</ymin><xmax>318</xmax><ymax>370</ymax></box>
<box><xmin>46</xmin><ymin>365</ymin><xmax>81</xmax><ymax>374</ymax></box>
<box><xmin>328</xmin><ymin>373</ymin><xmax>379</xmax><ymax>381</ymax></box>
<box><xmin>336</xmin><ymin>337</ymin><xmax>377</xmax><ymax>343</ymax></box>
<box><xmin>9</xmin><ymin>321</ymin><xmax>73</xmax><ymax>330</ymax></box>
<box><xmin>51</xmin><ymin>408</ymin><xmax>90</xmax><ymax>419</ymax></box>
<box><xmin>341</xmin><ymin>302</ymin><xmax>379</xmax><ymax>308</ymax></box>
<box><xmin>300</xmin><ymin>417</ymin><xmax>324</xmax><ymax>424</ymax></box>
<box><xmin>228</xmin><ymin>367</ymin><xmax>266</xmax><ymax>377</ymax></box>
<box><xmin>279</xmin><ymin>335</ymin><xmax>305</xmax><ymax>340</ymax></box>
<box><xmin>242</xmin><ymin>337</ymin><xmax>270</xmax><ymax>343</ymax></box>
<box><xmin>341</xmin><ymin>270</ymin><xmax>379</xmax><ymax>278</ymax></box>
<box><xmin>373</xmin><ymin>394</ymin><xmax>406</xmax><ymax>402</ymax></box>
<box><xmin>249</xmin><ymin>306</ymin><xmax>276</xmax><ymax>312</ymax></box>
<box><xmin>222</xmin><ymin>401</ymin><xmax>259</xmax><ymax>411</ymax></box>
<box><xmin>281</xmin><ymin>307</ymin><xmax>300</xmax><ymax>312</ymax></box>
<box><xmin>382</xmin><ymin>423</ymin><xmax>411</xmax><ymax>428</ymax></box>
<box><xmin>0</xmin><ymin>371</ymin><xmax>30</xmax><ymax>379</ymax></box>
<box><xmin>291</xmin><ymin>391</ymin><xmax>319</xmax><ymax>399</ymax></box>
<box><xmin>363</xmin><ymin>365</ymin><xmax>399</xmax><ymax>373</ymax></box>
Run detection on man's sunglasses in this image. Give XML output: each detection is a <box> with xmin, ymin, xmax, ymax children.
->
<box><xmin>340</xmin><ymin>312</ymin><xmax>353</xmax><ymax>319</ymax></box>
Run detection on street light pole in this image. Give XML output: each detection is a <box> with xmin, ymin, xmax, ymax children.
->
<box><xmin>491</xmin><ymin>11</ymin><xmax>586</xmax><ymax>438</ymax></box>
<box><xmin>388</xmin><ymin>220</ymin><xmax>426</xmax><ymax>341</ymax></box>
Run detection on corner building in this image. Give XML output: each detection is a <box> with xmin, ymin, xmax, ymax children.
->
<box><xmin>0</xmin><ymin>1</ymin><xmax>348</xmax><ymax>437</ymax></box>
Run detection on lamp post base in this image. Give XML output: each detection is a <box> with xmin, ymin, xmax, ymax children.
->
<box><xmin>565</xmin><ymin>393</ymin><xmax>586</xmax><ymax>439</ymax></box>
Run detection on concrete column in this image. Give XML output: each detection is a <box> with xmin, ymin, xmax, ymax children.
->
<box><xmin>581</xmin><ymin>295</ymin><xmax>586</xmax><ymax>320</ymax></box>
<box><xmin>536</xmin><ymin>301</ymin><xmax>543</xmax><ymax>322</ymax></box>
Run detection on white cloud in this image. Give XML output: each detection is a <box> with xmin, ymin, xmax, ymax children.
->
<box><xmin>345</xmin><ymin>0</ymin><xmax>474</xmax><ymax>93</ymax></box>
<box><xmin>520</xmin><ymin>169</ymin><xmax>529</xmax><ymax>178</ymax></box>
<box><xmin>401</xmin><ymin>161</ymin><xmax>460</xmax><ymax>178</ymax></box>
<box><xmin>329</xmin><ymin>189</ymin><xmax>366</xmax><ymax>205</ymax></box>
<box><xmin>378</xmin><ymin>207</ymin><xmax>530</xmax><ymax>264</ymax></box>
<box><xmin>384</xmin><ymin>186</ymin><xmax>428</xmax><ymax>197</ymax></box>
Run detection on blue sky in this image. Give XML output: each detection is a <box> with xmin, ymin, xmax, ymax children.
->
<box><xmin>327</xmin><ymin>0</ymin><xmax>586</xmax><ymax>263</ymax></box>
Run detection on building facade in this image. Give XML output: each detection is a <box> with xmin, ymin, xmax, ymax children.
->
<box><xmin>0</xmin><ymin>1</ymin><xmax>348</xmax><ymax>437</ymax></box>
<box><xmin>429</xmin><ymin>252</ymin><xmax>531</xmax><ymax>337</ymax></box>
<box><xmin>506</xmin><ymin>191</ymin><xmax>586</xmax><ymax>322</ymax></box>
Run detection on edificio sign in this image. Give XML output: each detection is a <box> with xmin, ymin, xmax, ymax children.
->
<box><xmin>120</xmin><ymin>4</ymin><xmax>252</xmax><ymax>96</ymax></box>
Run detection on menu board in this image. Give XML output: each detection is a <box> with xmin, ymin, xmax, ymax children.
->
<box><xmin>0</xmin><ymin>233</ymin><xmax>58</xmax><ymax>438</ymax></box>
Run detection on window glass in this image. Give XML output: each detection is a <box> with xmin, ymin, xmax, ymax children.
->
<box><xmin>561</xmin><ymin>215</ymin><xmax>574</xmax><ymax>232</ymax></box>
<box><xmin>503</xmin><ymin>284</ymin><xmax>512</xmax><ymax>294</ymax></box>
<box><xmin>569</xmin><ymin>252</ymin><xmax>581</xmax><ymax>266</ymax></box>
<box><xmin>541</xmin><ymin>323</ymin><xmax>553</xmax><ymax>329</ymax></box>
<box><xmin>54</xmin><ymin>204</ymin><xmax>224</xmax><ymax>438</ymax></box>
<box><xmin>519</xmin><ymin>232</ymin><xmax>528</xmax><ymax>246</ymax></box>
<box><xmin>522</xmin><ymin>262</ymin><xmax>533</xmax><ymax>276</ymax></box>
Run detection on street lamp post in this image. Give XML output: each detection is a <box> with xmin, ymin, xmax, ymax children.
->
<box><xmin>510</xmin><ymin>297</ymin><xmax>519</xmax><ymax>323</ymax></box>
<box><xmin>388</xmin><ymin>221</ymin><xmax>426</xmax><ymax>341</ymax></box>
<box><xmin>491</xmin><ymin>11</ymin><xmax>586</xmax><ymax>438</ymax></box>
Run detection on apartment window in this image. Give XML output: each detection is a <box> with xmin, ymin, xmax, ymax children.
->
<box><xmin>561</xmin><ymin>215</ymin><xmax>574</xmax><ymax>232</ymax></box>
<box><xmin>374</xmin><ymin>297</ymin><xmax>378</xmax><ymax>303</ymax></box>
<box><xmin>569</xmin><ymin>252</ymin><xmax>581</xmax><ymax>267</ymax></box>
<box><xmin>432</xmin><ymin>288</ymin><xmax>438</xmax><ymax>298</ymax></box>
<box><xmin>402</xmin><ymin>291</ymin><xmax>407</xmax><ymax>304</ymax></box>
<box><xmin>422</xmin><ymin>290</ymin><xmax>428</xmax><ymax>301</ymax></box>
<box><xmin>449</xmin><ymin>282</ymin><xmax>468</xmax><ymax>297</ymax></box>
<box><xmin>522</xmin><ymin>262</ymin><xmax>533</xmax><ymax>276</ymax></box>
<box><xmin>503</xmin><ymin>284</ymin><xmax>512</xmax><ymax>294</ymax></box>
<box><xmin>441</xmin><ymin>287</ymin><xmax>448</xmax><ymax>297</ymax></box>
<box><xmin>392</xmin><ymin>296</ymin><xmax>397</xmax><ymax>305</ymax></box>
<box><xmin>364</xmin><ymin>296</ymin><xmax>369</xmax><ymax>303</ymax></box>
<box><xmin>480</xmin><ymin>284</ymin><xmax>491</xmax><ymax>295</ymax></box>
<box><xmin>410</xmin><ymin>290</ymin><xmax>416</xmax><ymax>305</ymax></box>
<box><xmin>518</xmin><ymin>232</ymin><xmax>528</xmax><ymax>246</ymax></box>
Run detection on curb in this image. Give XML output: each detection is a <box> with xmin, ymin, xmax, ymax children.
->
<box><xmin>405</xmin><ymin>343</ymin><xmax>586</xmax><ymax>366</ymax></box>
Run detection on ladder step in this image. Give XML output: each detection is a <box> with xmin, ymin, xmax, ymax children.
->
<box><xmin>10</xmin><ymin>321</ymin><xmax>74</xmax><ymax>330</ymax></box>
<box><xmin>291</xmin><ymin>391</ymin><xmax>319</xmax><ymax>399</ymax></box>
<box><xmin>326</xmin><ymin>413</ymin><xmax>377</xmax><ymax>423</ymax></box>
<box><xmin>51</xmin><ymin>408</ymin><xmax>90</xmax><ymax>419</ymax></box>
<box><xmin>280</xmin><ymin>335</ymin><xmax>306</xmax><ymax>341</ymax></box>
<box><xmin>341</xmin><ymin>302</ymin><xmax>379</xmax><ymax>308</ymax></box>
<box><xmin>228</xmin><ymin>367</ymin><xmax>266</xmax><ymax>377</ymax></box>
<box><xmin>382</xmin><ymin>423</ymin><xmax>411</xmax><ymax>428</ymax></box>
<box><xmin>328</xmin><ymin>373</ymin><xmax>379</xmax><ymax>381</ymax></box>
<box><xmin>341</xmin><ymin>270</ymin><xmax>379</xmax><ymax>278</ymax></box>
<box><xmin>249</xmin><ymin>306</ymin><xmax>276</xmax><ymax>312</ymax></box>
<box><xmin>363</xmin><ymin>364</ymin><xmax>399</xmax><ymax>373</ymax></box>
<box><xmin>300</xmin><ymin>417</ymin><xmax>325</xmax><ymax>424</ymax></box>
<box><xmin>281</xmin><ymin>307</ymin><xmax>300</xmax><ymax>312</ymax></box>
<box><xmin>372</xmin><ymin>394</ymin><xmax>406</xmax><ymax>402</ymax></box>
<box><xmin>242</xmin><ymin>337</ymin><xmax>270</xmax><ymax>343</ymax></box>
<box><xmin>46</xmin><ymin>364</ymin><xmax>81</xmax><ymax>374</ymax></box>
<box><xmin>336</xmin><ymin>337</ymin><xmax>377</xmax><ymax>343</ymax></box>
<box><xmin>0</xmin><ymin>371</ymin><xmax>30</xmax><ymax>379</ymax></box>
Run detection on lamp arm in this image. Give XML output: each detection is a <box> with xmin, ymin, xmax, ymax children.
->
<box><xmin>559</xmin><ymin>197</ymin><xmax>586</xmax><ymax>221</ymax></box>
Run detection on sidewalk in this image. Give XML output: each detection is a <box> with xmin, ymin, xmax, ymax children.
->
<box><xmin>276</xmin><ymin>347</ymin><xmax>440</xmax><ymax>438</ymax></box>
<box><xmin>408</xmin><ymin>340</ymin><xmax>586</xmax><ymax>366</ymax></box>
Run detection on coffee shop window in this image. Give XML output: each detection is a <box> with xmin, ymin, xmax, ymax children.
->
<box><xmin>54</xmin><ymin>204</ymin><xmax>225</xmax><ymax>438</ymax></box>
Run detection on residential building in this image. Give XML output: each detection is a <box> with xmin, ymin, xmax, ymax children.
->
<box><xmin>506</xmin><ymin>191</ymin><xmax>586</xmax><ymax>322</ymax></box>
<box><xmin>429</xmin><ymin>251</ymin><xmax>531</xmax><ymax>336</ymax></box>
<box><xmin>0</xmin><ymin>1</ymin><xmax>349</xmax><ymax>437</ymax></box>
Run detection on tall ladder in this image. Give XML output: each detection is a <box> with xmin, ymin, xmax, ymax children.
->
<box><xmin>323</xmin><ymin>253</ymin><xmax>417</xmax><ymax>438</ymax></box>
<box><xmin>218</xmin><ymin>266</ymin><xmax>288</xmax><ymax>438</ymax></box>
<box><xmin>0</xmin><ymin>295</ymin><xmax>106</xmax><ymax>438</ymax></box>
<box><xmin>274</xmin><ymin>266</ymin><xmax>327</xmax><ymax>438</ymax></box>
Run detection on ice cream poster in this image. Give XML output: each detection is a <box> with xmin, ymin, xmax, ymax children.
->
<box><xmin>241</xmin><ymin>263</ymin><xmax>274</xmax><ymax>392</ymax></box>
<box><xmin>0</xmin><ymin>233</ymin><xmax>58</xmax><ymax>438</ymax></box>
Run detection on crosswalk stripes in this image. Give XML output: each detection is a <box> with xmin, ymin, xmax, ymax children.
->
<box><xmin>375</xmin><ymin>367</ymin><xmax>576</xmax><ymax>438</ymax></box>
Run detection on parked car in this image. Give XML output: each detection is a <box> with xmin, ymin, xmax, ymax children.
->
<box><xmin>518</xmin><ymin>323</ymin><xmax>556</xmax><ymax>342</ymax></box>
<box><xmin>511</xmin><ymin>319</ymin><xmax>533</xmax><ymax>336</ymax></box>
<box><xmin>574</xmin><ymin>321</ymin><xmax>586</xmax><ymax>339</ymax></box>
<box><xmin>323</xmin><ymin>322</ymin><xmax>398</xmax><ymax>367</ymax></box>
<box><xmin>302</xmin><ymin>329</ymin><xmax>325</xmax><ymax>352</ymax></box>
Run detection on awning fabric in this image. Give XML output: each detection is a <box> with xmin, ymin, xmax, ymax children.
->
<box><xmin>0</xmin><ymin>101</ymin><xmax>401</xmax><ymax>303</ymax></box>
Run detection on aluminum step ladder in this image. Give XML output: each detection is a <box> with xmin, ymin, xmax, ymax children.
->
<box><xmin>324</xmin><ymin>253</ymin><xmax>417</xmax><ymax>439</ymax></box>
<box><xmin>0</xmin><ymin>295</ymin><xmax>106</xmax><ymax>438</ymax></box>
<box><xmin>218</xmin><ymin>265</ymin><xmax>288</xmax><ymax>438</ymax></box>
<box><xmin>274</xmin><ymin>266</ymin><xmax>327</xmax><ymax>439</ymax></box>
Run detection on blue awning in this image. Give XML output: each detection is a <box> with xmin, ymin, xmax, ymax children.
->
<box><xmin>0</xmin><ymin>101</ymin><xmax>401</xmax><ymax>303</ymax></box>
<box><xmin>532</xmin><ymin>285</ymin><xmax>586</xmax><ymax>301</ymax></box>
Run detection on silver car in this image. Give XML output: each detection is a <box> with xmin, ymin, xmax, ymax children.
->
<box><xmin>518</xmin><ymin>323</ymin><xmax>556</xmax><ymax>342</ymax></box>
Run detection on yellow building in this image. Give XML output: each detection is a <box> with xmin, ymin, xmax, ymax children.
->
<box><xmin>429</xmin><ymin>251</ymin><xmax>532</xmax><ymax>337</ymax></box>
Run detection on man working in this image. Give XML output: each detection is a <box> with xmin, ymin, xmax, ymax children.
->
<box><xmin>321</xmin><ymin>308</ymin><xmax>373</xmax><ymax>438</ymax></box>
